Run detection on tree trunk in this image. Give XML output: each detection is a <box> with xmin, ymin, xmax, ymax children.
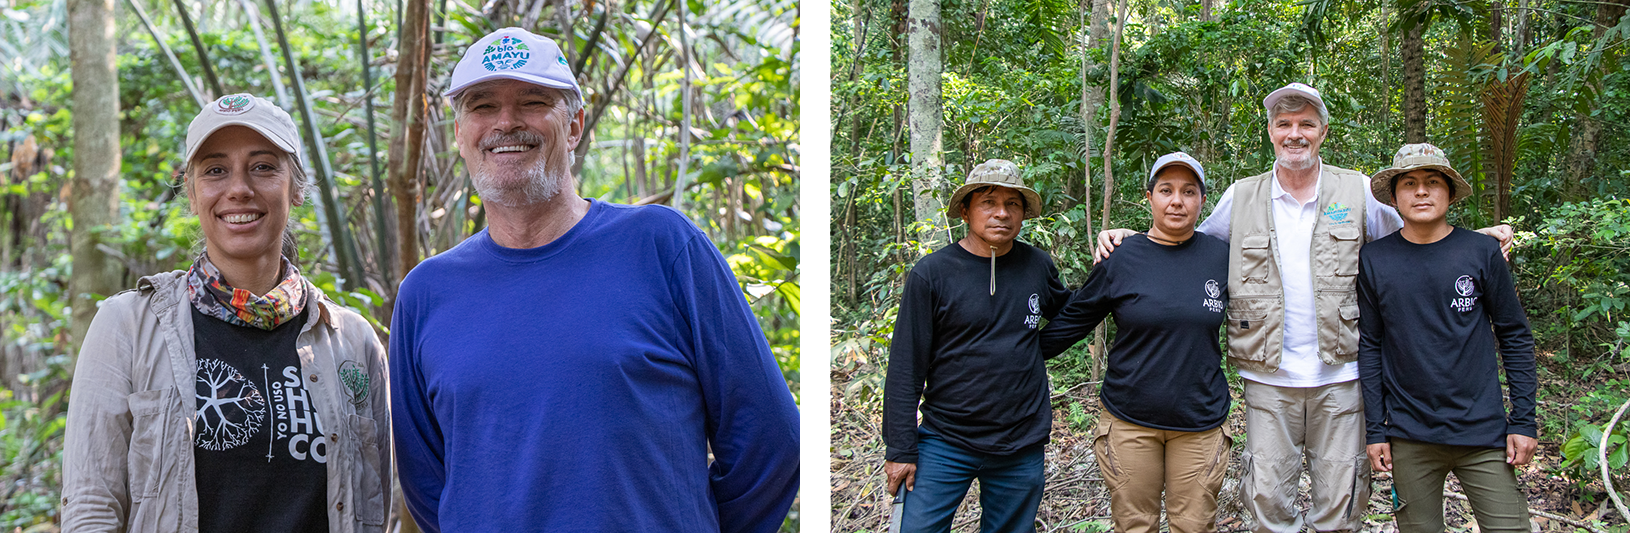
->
<box><xmin>1200</xmin><ymin>0</ymin><xmax>1213</xmax><ymax>21</ymax></box>
<box><xmin>388</xmin><ymin>0</ymin><xmax>430</xmax><ymax>283</ymax></box>
<box><xmin>1560</xmin><ymin>0</ymin><xmax>1628</xmax><ymax>201</ymax></box>
<box><xmin>1077</xmin><ymin>8</ymin><xmax>1092</xmax><ymax>218</ymax></box>
<box><xmin>1402</xmin><ymin>20</ymin><xmax>1427</xmax><ymax>143</ymax></box>
<box><xmin>67</xmin><ymin>0</ymin><xmax>123</xmax><ymax>360</ymax></box>
<box><xmin>1091</xmin><ymin>0</ymin><xmax>1129</xmax><ymax>382</ymax></box>
<box><xmin>908</xmin><ymin>0</ymin><xmax>947</xmax><ymax>247</ymax></box>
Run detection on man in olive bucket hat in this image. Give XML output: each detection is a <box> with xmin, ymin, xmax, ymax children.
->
<box><xmin>883</xmin><ymin>159</ymin><xmax>1071</xmax><ymax>532</ymax></box>
<box><xmin>1357</xmin><ymin>143</ymin><xmax>1537</xmax><ymax>533</ymax></box>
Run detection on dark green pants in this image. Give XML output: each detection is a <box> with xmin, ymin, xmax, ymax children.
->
<box><xmin>1390</xmin><ymin>438</ymin><xmax>1529</xmax><ymax>533</ymax></box>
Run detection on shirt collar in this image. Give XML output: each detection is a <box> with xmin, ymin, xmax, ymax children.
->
<box><xmin>1270</xmin><ymin>158</ymin><xmax>1324</xmax><ymax>204</ymax></box>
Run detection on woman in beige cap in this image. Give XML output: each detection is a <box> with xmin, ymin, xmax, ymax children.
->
<box><xmin>62</xmin><ymin>94</ymin><xmax>390</xmax><ymax>532</ymax></box>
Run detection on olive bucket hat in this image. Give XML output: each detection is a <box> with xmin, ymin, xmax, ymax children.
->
<box><xmin>1369</xmin><ymin>143</ymin><xmax>1473</xmax><ymax>208</ymax></box>
<box><xmin>946</xmin><ymin>159</ymin><xmax>1043</xmax><ymax>220</ymax></box>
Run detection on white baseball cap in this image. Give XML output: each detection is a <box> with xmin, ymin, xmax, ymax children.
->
<box><xmin>183</xmin><ymin>93</ymin><xmax>303</xmax><ymax>167</ymax></box>
<box><xmin>445</xmin><ymin>28</ymin><xmax>581</xmax><ymax>100</ymax></box>
<box><xmin>1147</xmin><ymin>151</ymin><xmax>1208</xmax><ymax>196</ymax></box>
<box><xmin>1262</xmin><ymin>82</ymin><xmax>1327</xmax><ymax>118</ymax></box>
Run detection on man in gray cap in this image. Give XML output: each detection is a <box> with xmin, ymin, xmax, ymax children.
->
<box><xmin>883</xmin><ymin>159</ymin><xmax>1072</xmax><ymax>532</ymax></box>
<box><xmin>388</xmin><ymin>28</ymin><xmax>798</xmax><ymax>533</ymax></box>
<box><xmin>1095</xmin><ymin>84</ymin><xmax>1512</xmax><ymax>532</ymax></box>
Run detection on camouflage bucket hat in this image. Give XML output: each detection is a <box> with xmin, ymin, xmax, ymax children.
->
<box><xmin>1369</xmin><ymin>143</ymin><xmax>1473</xmax><ymax>208</ymax></box>
<box><xmin>946</xmin><ymin>159</ymin><xmax>1043</xmax><ymax>220</ymax></box>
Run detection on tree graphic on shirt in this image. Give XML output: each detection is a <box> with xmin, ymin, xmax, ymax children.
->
<box><xmin>194</xmin><ymin>358</ymin><xmax>267</xmax><ymax>450</ymax></box>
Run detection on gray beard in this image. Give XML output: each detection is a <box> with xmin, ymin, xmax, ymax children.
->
<box><xmin>1276</xmin><ymin>150</ymin><xmax>1318</xmax><ymax>171</ymax></box>
<box><xmin>471</xmin><ymin>157</ymin><xmax>568</xmax><ymax>208</ymax></box>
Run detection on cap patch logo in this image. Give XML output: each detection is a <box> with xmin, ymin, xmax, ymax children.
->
<box><xmin>481</xmin><ymin>35</ymin><xmax>532</xmax><ymax>71</ymax></box>
<box><xmin>216</xmin><ymin>94</ymin><xmax>254</xmax><ymax>115</ymax></box>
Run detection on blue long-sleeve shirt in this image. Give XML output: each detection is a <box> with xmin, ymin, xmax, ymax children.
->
<box><xmin>389</xmin><ymin>200</ymin><xmax>800</xmax><ymax>533</ymax></box>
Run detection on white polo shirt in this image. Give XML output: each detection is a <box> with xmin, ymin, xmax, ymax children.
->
<box><xmin>1195</xmin><ymin>163</ymin><xmax>1402</xmax><ymax>388</ymax></box>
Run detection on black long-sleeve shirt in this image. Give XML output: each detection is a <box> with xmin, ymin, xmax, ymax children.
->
<box><xmin>1357</xmin><ymin>227</ymin><xmax>1537</xmax><ymax>448</ymax></box>
<box><xmin>1039</xmin><ymin>234</ymin><xmax>1231</xmax><ymax>431</ymax></box>
<box><xmin>883</xmin><ymin>241</ymin><xmax>1070</xmax><ymax>463</ymax></box>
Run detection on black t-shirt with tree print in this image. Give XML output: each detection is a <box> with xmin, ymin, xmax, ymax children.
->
<box><xmin>192</xmin><ymin>307</ymin><xmax>327</xmax><ymax>533</ymax></box>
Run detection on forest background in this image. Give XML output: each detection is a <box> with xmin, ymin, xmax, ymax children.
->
<box><xmin>829</xmin><ymin>0</ymin><xmax>1630</xmax><ymax>530</ymax></box>
<box><xmin>0</xmin><ymin>0</ymin><xmax>801</xmax><ymax>529</ymax></box>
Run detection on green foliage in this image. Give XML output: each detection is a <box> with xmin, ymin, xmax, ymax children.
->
<box><xmin>1560</xmin><ymin>417</ymin><xmax>1629</xmax><ymax>492</ymax></box>
<box><xmin>0</xmin><ymin>376</ymin><xmax>69</xmax><ymax>529</ymax></box>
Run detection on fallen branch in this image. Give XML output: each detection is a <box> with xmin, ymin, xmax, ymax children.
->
<box><xmin>1601</xmin><ymin>397</ymin><xmax>1630</xmax><ymax>523</ymax></box>
<box><xmin>1443</xmin><ymin>491</ymin><xmax>1608</xmax><ymax>533</ymax></box>
<box><xmin>1050</xmin><ymin>380</ymin><xmax>1099</xmax><ymax>402</ymax></box>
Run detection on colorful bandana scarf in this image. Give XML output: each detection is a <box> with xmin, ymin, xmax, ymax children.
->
<box><xmin>185</xmin><ymin>253</ymin><xmax>309</xmax><ymax>330</ymax></box>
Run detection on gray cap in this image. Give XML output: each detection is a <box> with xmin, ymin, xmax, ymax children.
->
<box><xmin>183</xmin><ymin>94</ymin><xmax>302</xmax><ymax>167</ymax></box>
<box><xmin>1263</xmin><ymin>82</ymin><xmax>1328</xmax><ymax>118</ymax></box>
<box><xmin>1147</xmin><ymin>151</ymin><xmax>1208</xmax><ymax>196</ymax></box>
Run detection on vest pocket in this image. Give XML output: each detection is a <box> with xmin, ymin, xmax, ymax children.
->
<box><xmin>126</xmin><ymin>389</ymin><xmax>171</xmax><ymax>501</ymax></box>
<box><xmin>1326</xmin><ymin>225</ymin><xmax>1361</xmax><ymax>276</ymax></box>
<box><xmin>1240</xmin><ymin>235</ymin><xmax>1273</xmax><ymax>282</ymax></box>
<box><xmin>1226</xmin><ymin>300</ymin><xmax>1272</xmax><ymax>364</ymax></box>
<box><xmin>1337</xmin><ymin>304</ymin><xmax>1360</xmax><ymax>356</ymax></box>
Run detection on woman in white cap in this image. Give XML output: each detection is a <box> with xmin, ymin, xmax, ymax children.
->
<box><xmin>1038</xmin><ymin>152</ymin><xmax>1232</xmax><ymax>533</ymax></box>
<box><xmin>62</xmin><ymin>94</ymin><xmax>390</xmax><ymax>533</ymax></box>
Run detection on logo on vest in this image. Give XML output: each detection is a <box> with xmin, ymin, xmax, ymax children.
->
<box><xmin>1025</xmin><ymin>293</ymin><xmax>1042</xmax><ymax>329</ymax></box>
<box><xmin>1203</xmin><ymin>279</ymin><xmax>1223</xmax><ymax>313</ymax></box>
<box><xmin>1450</xmin><ymin>274</ymin><xmax>1478</xmax><ymax>312</ymax></box>
<box><xmin>482</xmin><ymin>35</ymin><xmax>532</xmax><ymax>71</ymax></box>
<box><xmin>1324</xmin><ymin>202</ymin><xmax>1354</xmax><ymax>226</ymax></box>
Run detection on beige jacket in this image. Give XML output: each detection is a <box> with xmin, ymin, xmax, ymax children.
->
<box><xmin>61</xmin><ymin>271</ymin><xmax>390</xmax><ymax>532</ymax></box>
<box><xmin>1225</xmin><ymin>164</ymin><xmax>1368</xmax><ymax>373</ymax></box>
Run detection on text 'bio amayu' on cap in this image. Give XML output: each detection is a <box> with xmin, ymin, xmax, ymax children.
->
<box><xmin>445</xmin><ymin>28</ymin><xmax>582</xmax><ymax>100</ymax></box>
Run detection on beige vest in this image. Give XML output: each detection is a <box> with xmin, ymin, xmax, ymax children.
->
<box><xmin>1225</xmin><ymin>164</ymin><xmax>1368</xmax><ymax>373</ymax></box>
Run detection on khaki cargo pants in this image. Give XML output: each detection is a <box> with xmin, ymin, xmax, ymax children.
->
<box><xmin>1093</xmin><ymin>412</ymin><xmax>1232</xmax><ymax>533</ymax></box>
<box><xmin>1240</xmin><ymin>380</ymin><xmax>1370</xmax><ymax>533</ymax></box>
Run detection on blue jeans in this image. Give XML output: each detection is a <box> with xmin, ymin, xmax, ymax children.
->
<box><xmin>899</xmin><ymin>426</ymin><xmax>1046</xmax><ymax>533</ymax></box>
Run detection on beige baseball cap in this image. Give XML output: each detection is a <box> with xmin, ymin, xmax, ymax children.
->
<box><xmin>183</xmin><ymin>94</ymin><xmax>303</xmax><ymax>166</ymax></box>
<box><xmin>946</xmin><ymin>159</ymin><xmax>1043</xmax><ymax>220</ymax></box>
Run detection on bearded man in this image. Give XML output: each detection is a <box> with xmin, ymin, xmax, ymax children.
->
<box><xmin>1095</xmin><ymin>83</ymin><xmax>1512</xmax><ymax>533</ymax></box>
<box><xmin>388</xmin><ymin>28</ymin><xmax>799</xmax><ymax>533</ymax></box>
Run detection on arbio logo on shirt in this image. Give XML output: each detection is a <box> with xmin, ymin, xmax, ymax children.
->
<box><xmin>1203</xmin><ymin>279</ymin><xmax>1223</xmax><ymax>313</ymax></box>
<box><xmin>1025</xmin><ymin>293</ymin><xmax>1042</xmax><ymax>329</ymax></box>
<box><xmin>1451</xmin><ymin>274</ymin><xmax>1478</xmax><ymax>312</ymax></box>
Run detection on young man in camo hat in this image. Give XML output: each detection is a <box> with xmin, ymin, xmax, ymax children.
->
<box><xmin>883</xmin><ymin>159</ymin><xmax>1071</xmax><ymax>532</ymax></box>
<box><xmin>1357</xmin><ymin>143</ymin><xmax>1537</xmax><ymax>533</ymax></box>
